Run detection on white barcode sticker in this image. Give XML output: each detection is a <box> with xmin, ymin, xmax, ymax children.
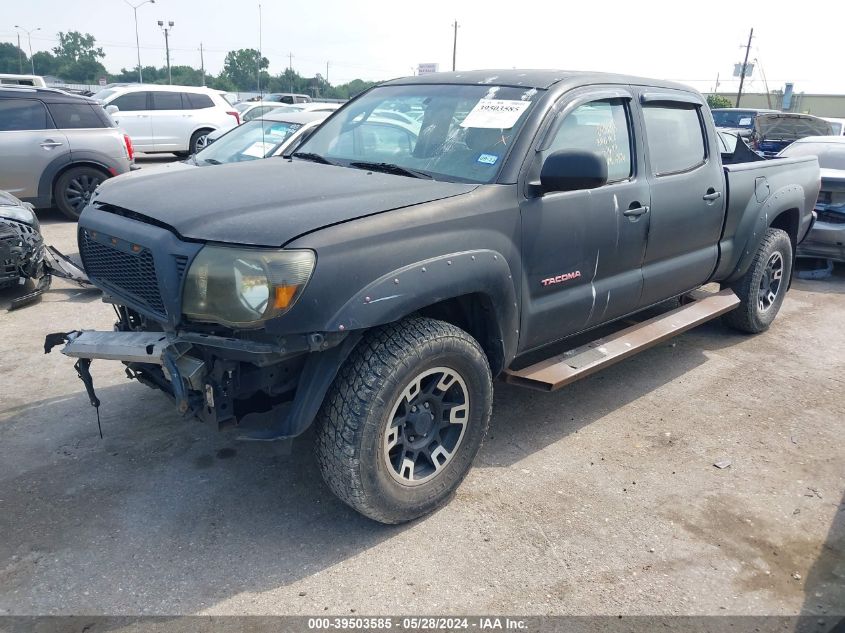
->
<box><xmin>460</xmin><ymin>99</ymin><xmax>530</xmax><ymax>129</ymax></box>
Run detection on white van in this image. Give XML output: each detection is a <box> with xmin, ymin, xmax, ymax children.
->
<box><xmin>0</xmin><ymin>74</ymin><xmax>47</xmax><ymax>88</ymax></box>
<box><xmin>91</xmin><ymin>84</ymin><xmax>240</xmax><ymax>155</ymax></box>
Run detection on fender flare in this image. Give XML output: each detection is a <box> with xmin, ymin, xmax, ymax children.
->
<box><xmin>725</xmin><ymin>184</ymin><xmax>805</xmax><ymax>283</ymax></box>
<box><xmin>326</xmin><ymin>249</ymin><xmax>519</xmax><ymax>358</ymax></box>
<box><xmin>37</xmin><ymin>151</ymin><xmax>119</xmax><ymax>205</ymax></box>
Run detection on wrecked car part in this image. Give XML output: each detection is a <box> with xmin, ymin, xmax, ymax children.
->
<box><xmin>1</xmin><ymin>192</ymin><xmax>48</xmax><ymax>307</ymax></box>
<box><xmin>44</xmin><ymin>246</ymin><xmax>93</xmax><ymax>288</ymax></box>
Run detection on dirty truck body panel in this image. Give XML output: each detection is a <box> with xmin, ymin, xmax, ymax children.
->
<box><xmin>55</xmin><ymin>69</ymin><xmax>819</xmax><ymax>444</ymax></box>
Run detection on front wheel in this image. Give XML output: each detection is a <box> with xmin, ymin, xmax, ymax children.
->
<box><xmin>315</xmin><ymin>317</ymin><xmax>493</xmax><ymax>524</ymax></box>
<box><xmin>723</xmin><ymin>227</ymin><xmax>793</xmax><ymax>333</ymax></box>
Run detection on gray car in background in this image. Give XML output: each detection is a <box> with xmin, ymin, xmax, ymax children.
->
<box><xmin>0</xmin><ymin>86</ymin><xmax>134</xmax><ymax>219</ymax></box>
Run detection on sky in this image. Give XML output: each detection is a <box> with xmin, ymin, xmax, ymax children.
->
<box><xmin>1</xmin><ymin>0</ymin><xmax>842</xmax><ymax>93</ymax></box>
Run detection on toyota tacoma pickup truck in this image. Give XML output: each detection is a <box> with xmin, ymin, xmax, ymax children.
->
<box><xmin>46</xmin><ymin>70</ymin><xmax>820</xmax><ymax>523</ymax></box>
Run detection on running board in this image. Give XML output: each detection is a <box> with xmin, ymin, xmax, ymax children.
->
<box><xmin>503</xmin><ymin>288</ymin><xmax>740</xmax><ymax>392</ymax></box>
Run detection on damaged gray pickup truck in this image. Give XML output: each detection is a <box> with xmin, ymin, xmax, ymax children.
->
<box><xmin>47</xmin><ymin>71</ymin><xmax>820</xmax><ymax>523</ymax></box>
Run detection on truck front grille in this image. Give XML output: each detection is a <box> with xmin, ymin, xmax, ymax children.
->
<box><xmin>79</xmin><ymin>230</ymin><xmax>166</xmax><ymax>317</ymax></box>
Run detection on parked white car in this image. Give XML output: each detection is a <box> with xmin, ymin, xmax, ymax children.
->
<box><xmin>90</xmin><ymin>84</ymin><xmax>239</xmax><ymax>155</ymax></box>
<box><xmin>0</xmin><ymin>74</ymin><xmax>47</xmax><ymax>87</ymax></box>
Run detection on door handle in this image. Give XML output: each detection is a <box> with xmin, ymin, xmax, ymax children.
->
<box><xmin>40</xmin><ymin>140</ymin><xmax>64</xmax><ymax>149</ymax></box>
<box><xmin>623</xmin><ymin>205</ymin><xmax>649</xmax><ymax>217</ymax></box>
<box><xmin>703</xmin><ymin>190</ymin><xmax>722</xmax><ymax>202</ymax></box>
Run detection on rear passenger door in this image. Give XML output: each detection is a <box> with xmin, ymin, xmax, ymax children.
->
<box><xmin>519</xmin><ymin>88</ymin><xmax>651</xmax><ymax>352</ymax></box>
<box><xmin>109</xmin><ymin>91</ymin><xmax>154</xmax><ymax>151</ymax></box>
<box><xmin>0</xmin><ymin>97</ymin><xmax>69</xmax><ymax>202</ymax></box>
<box><xmin>149</xmin><ymin>91</ymin><xmax>186</xmax><ymax>152</ymax></box>
<box><xmin>47</xmin><ymin>101</ymin><xmax>118</xmax><ymax>161</ymax></box>
<box><xmin>634</xmin><ymin>91</ymin><xmax>725</xmax><ymax>305</ymax></box>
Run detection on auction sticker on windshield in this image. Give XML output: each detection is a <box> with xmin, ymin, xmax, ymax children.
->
<box><xmin>461</xmin><ymin>99</ymin><xmax>531</xmax><ymax>129</ymax></box>
<box><xmin>242</xmin><ymin>141</ymin><xmax>276</xmax><ymax>158</ymax></box>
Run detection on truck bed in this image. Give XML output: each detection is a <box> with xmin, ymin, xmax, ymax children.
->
<box><xmin>713</xmin><ymin>155</ymin><xmax>820</xmax><ymax>281</ymax></box>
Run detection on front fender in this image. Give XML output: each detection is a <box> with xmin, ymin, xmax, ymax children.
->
<box><xmin>327</xmin><ymin>249</ymin><xmax>519</xmax><ymax>357</ymax></box>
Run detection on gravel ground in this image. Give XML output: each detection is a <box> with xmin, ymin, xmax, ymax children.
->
<box><xmin>0</xmin><ymin>169</ymin><xmax>842</xmax><ymax>615</ymax></box>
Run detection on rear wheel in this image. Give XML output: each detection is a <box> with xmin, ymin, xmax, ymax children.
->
<box><xmin>189</xmin><ymin>129</ymin><xmax>213</xmax><ymax>155</ymax></box>
<box><xmin>315</xmin><ymin>317</ymin><xmax>493</xmax><ymax>524</ymax></box>
<box><xmin>723</xmin><ymin>227</ymin><xmax>793</xmax><ymax>333</ymax></box>
<box><xmin>54</xmin><ymin>166</ymin><xmax>107</xmax><ymax>220</ymax></box>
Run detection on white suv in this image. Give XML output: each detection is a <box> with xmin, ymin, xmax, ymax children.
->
<box><xmin>91</xmin><ymin>84</ymin><xmax>239</xmax><ymax>155</ymax></box>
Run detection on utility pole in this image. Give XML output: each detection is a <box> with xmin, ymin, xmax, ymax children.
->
<box><xmin>16</xmin><ymin>32</ymin><xmax>22</xmax><ymax>74</ymax></box>
<box><xmin>452</xmin><ymin>20</ymin><xmax>459</xmax><ymax>71</ymax></box>
<box><xmin>200</xmin><ymin>42</ymin><xmax>205</xmax><ymax>86</ymax></box>
<box><xmin>326</xmin><ymin>61</ymin><xmax>329</xmax><ymax>85</ymax></box>
<box><xmin>158</xmin><ymin>20</ymin><xmax>174</xmax><ymax>84</ymax></box>
<box><xmin>735</xmin><ymin>27</ymin><xmax>753</xmax><ymax>108</ymax></box>
<box><xmin>14</xmin><ymin>26</ymin><xmax>40</xmax><ymax>75</ymax></box>
<box><xmin>288</xmin><ymin>52</ymin><xmax>294</xmax><ymax>93</ymax></box>
<box><xmin>125</xmin><ymin>0</ymin><xmax>155</xmax><ymax>83</ymax></box>
<box><xmin>257</xmin><ymin>3</ymin><xmax>263</xmax><ymax>95</ymax></box>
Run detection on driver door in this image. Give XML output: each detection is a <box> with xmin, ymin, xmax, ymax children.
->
<box><xmin>518</xmin><ymin>88</ymin><xmax>651</xmax><ymax>353</ymax></box>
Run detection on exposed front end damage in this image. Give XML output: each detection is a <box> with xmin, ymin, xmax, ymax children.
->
<box><xmin>0</xmin><ymin>192</ymin><xmax>50</xmax><ymax>309</ymax></box>
<box><xmin>45</xmin><ymin>304</ymin><xmax>356</xmax><ymax>442</ymax></box>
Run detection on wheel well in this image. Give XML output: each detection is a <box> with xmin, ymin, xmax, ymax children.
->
<box><xmin>770</xmin><ymin>208</ymin><xmax>799</xmax><ymax>253</ymax></box>
<box><xmin>416</xmin><ymin>293</ymin><xmax>505</xmax><ymax>376</ymax></box>
<box><xmin>51</xmin><ymin>162</ymin><xmax>111</xmax><ymax>199</ymax></box>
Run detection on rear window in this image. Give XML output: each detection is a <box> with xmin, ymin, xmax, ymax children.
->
<box><xmin>0</xmin><ymin>98</ymin><xmax>50</xmax><ymax>131</ymax></box>
<box><xmin>643</xmin><ymin>104</ymin><xmax>706</xmax><ymax>175</ymax></box>
<box><xmin>111</xmin><ymin>92</ymin><xmax>148</xmax><ymax>111</ymax></box>
<box><xmin>48</xmin><ymin>102</ymin><xmax>110</xmax><ymax>129</ymax></box>
<box><xmin>184</xmin><ymin>92</ymin><xmax>214</xmax><ymax>109</ymax></box>
<box><xmin>152</xmin><ymin>91</ymin><xmax>183</xmax><ymax>110</ymax></box>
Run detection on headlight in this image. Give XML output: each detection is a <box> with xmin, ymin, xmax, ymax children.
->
<box><xmin>182</xmin><ymin>246</ymin><xmax>315</xmax><ymax>327</ymax></box>
<box><xmin>0</xmin><ymin>203</ymin><xmax>38</xmax><ymax>228</ymax></box>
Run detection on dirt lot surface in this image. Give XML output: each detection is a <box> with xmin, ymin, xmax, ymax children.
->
<box><xmin>1</xmin><ymin>178</ymin><xmax>843</xmax><ymax>615</ymax></box>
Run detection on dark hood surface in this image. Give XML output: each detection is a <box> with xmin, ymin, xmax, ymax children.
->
<box><xmin>93</xmin><ymin>159</ymin><xmax>478</xmax><ymax>246</ymax></box>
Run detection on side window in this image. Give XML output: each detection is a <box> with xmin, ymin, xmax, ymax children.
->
<box><xmin>0</xmin><ymin>98</ymin><xmax>50</xmax><ymax>131</ymax></box>
<box><xmin>642</xmin><ymin>104</ymin><xmax>706</xmax><ymax>175</ymax></box>
<box><xmin>546</xmin><ymin>99</ymin><xmax>632</xmax><ymax>182</ymax></box>
<box><xmin>111</xmin><ymin>91</ymin><xmax>148</xmax><ymax>111</ymax></box>
<box><xmin>185</xmin><ymin>92</ymin><xmax>214</xmax><ymax>109</ymax></box>
<box><xmin>152</xmin><ymin>91</ymin><xmax>183</xmax><ymax>110</ymax></box>
<box><xmin>48</xmin><ymin>103</ymin><xmax>106</xmax><ymax>129</ymax></box>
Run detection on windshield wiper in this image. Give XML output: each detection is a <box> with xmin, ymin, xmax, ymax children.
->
<box><xmin>348</xmin><ymin>161</ymin><xmax>433</xmax><ymax>180</ymax></box>
<box><xmin>202</xmin><ymin>158</ymin><xmax>222</xmax><ymax>165</ymax></box>
<box><xmin>291</xmin><ymin>151</ymin><xmax>335</xmax><ymax>165</ymax></box>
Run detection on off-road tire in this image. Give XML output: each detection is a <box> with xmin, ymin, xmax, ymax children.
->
<box><xmin>54</xmin><ymin>165</ymin><xmax>107</xmax><ymax>220</ymax></box>
<box><xmin>315</xmin><ymin>317</ymin><xmax>493</xmax><ymax>524</ymax></box>
<box><xmin>723</xmin><ymin>227</ymin><xmax>793</xmax><ymax>333</ymax></box>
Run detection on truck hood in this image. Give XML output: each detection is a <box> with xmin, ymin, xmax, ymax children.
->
<box><xmin>91</xmin><ymin>159</ymin><xmax>478</xmax><ymax>246</ymax></box>
<box><xmin>754</xmin><ymin>113</ymin><xmax>833</xmax><ymax>141</ymax></box>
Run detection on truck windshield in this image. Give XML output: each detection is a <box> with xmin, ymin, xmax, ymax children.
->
<box><xmin>295</xmin><ymin>83</ymin><xmax>543</xmax><ymax>183</ymax></box>
<box><xmin>712</xmin><ymin>110</ymin><xmax>757</xmax><ymax>129</ymax></box>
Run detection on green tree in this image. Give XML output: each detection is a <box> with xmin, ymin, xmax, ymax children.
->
<box><xmin>53</xmin><ymin>31</ymin><xmax>105</xmax><ymax>64</ymax></box>
<box><xmin>51</xmin><ymin>31</ymin><xmax>107</xmax><ymax>82</ymax></box>
<box><xmin>0</xmin><ymin>42</ymin><xmax>28</xmax><ymax>74</ymax></box>
<box><xmin>31</xmin><ymin>51</ymin><xmax>58</xmax><ymax>76</ymax></box>
<box><xmin>707</xmin><ymin>94</ymin><xmax>733</xmax><ymax>109</ymax></box>
<box><xmin>221</xmin><ymin>48</ymin><xmax>268</xmax><ymax>91</ymax></box>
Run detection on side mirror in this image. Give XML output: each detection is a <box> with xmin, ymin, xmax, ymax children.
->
<box><xmin>540</xmin><ymin>150</ymin><xmax>608</xmax><ymax>194</ymax></box>
<box><xmin>105</xmin><ymin>105</ymin><xmax>119</xmax><ymax>115</ymax></box>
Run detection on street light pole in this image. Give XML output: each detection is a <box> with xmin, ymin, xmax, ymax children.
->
<box><xmin>452</xmin><ymin>21</ymin><xmax>459</xmax><ymax>71</ymax></box>
<box><xmin>157</xmin><ymin>20</ymin><xmax>174</xmax><ymax>84</ymax></box>
<box><xmin>14</xmin><ymin>26</ymin><xmax>41</xmax><ymax>75</ymax></box>
<box><xmin>125</xmin><ymin>0</ymin><xmax>155</xmax><ymax>83</ymax></box>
